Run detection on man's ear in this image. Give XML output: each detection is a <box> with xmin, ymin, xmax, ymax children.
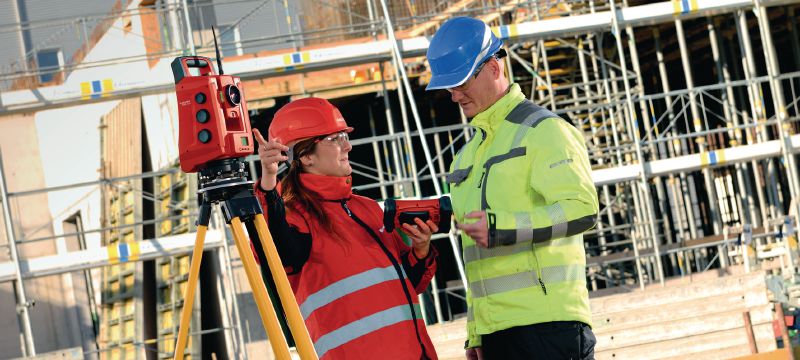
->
<box><xmin>489</xmin><ymin>58</ymin><xmax>503</xmax><ymax>79</ymax></box>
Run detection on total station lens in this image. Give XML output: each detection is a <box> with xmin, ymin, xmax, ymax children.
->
<box><xmin>196</xmin><ymin>109</ymin><xmax>210</xmax><ymax>123</ymax></box>
<box><xmin>195</xmin><ymin>92</ymin><xmax>206</xmax><ymax>104</ymax></box>
<box><xmin>198</xmin><ymin>130</ymin><xmax>212</xmax><ymax>143</ymax></box>
<box><xmin>226</xmin><ymin>85</ymin><xmax>241</xmax><ymax>106</ymax></box>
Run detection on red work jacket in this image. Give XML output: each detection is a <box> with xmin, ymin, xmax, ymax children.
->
<box><xmin>254</xmin><ymin>173</ymin><xmax>438</xmax><ymax>359</ymax></box>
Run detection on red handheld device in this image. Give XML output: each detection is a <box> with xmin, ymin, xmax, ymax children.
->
<box><xmin>383</xmin><ymin>196</ymin><xmax>453</xmax><ymax>234</ymax></box>
<box><xmin>171</xmin><ymin>56</ymin><xmax>253</xmax><ymax>173</ymax></box>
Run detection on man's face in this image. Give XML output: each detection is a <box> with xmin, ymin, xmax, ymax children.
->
<box><xmin>448</xmin><ymin>58</ymin><xmax>498</xmax><ymax>118</ymax></box>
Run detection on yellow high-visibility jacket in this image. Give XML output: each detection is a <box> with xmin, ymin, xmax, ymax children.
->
<box><xmin>446</xmin><ymin>84</ymin><xmax>598</xmax><ymax>347</ymax></box>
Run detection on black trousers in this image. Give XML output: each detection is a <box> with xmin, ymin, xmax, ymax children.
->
<box><xmin>482</xmin><ymin>321</ymin><xmax>596</xmax><ymax>360</ymax></box>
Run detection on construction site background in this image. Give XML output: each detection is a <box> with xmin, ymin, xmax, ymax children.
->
<box><xmin>3</xmin><ymin>0</ymin><xmax>800</xmax><ymax>359</ymax></box>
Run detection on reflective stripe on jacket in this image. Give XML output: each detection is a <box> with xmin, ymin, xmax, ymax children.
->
<box><xmin>447</xmin><ymin>84</ymin><xmax>598</xmax><ymax>347</ymax></box>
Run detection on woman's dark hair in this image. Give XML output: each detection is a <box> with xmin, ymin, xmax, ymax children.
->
<box><xmin>280</xmin><ymin>137</ymin><xmax>339</xmax><ymax>237</ymax></box>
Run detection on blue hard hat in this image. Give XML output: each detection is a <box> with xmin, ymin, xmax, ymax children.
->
<box><xmin>425</xmin><ymin>17</ymin><xmax>504</xmax><ymax>90</ymax></box>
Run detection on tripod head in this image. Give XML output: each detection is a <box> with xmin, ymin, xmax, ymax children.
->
<box><xmin>197</xmin><ymin>157</ymin><xmax>260</xmax><ymax>223</ymax></box>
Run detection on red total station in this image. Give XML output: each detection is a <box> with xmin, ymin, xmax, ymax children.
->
<box><xmin>171</xmin><ymin>56</ymin><xmax>253</xmax><ymax>173</ymax></box>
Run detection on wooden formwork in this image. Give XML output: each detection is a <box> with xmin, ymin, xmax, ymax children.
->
<box><xmin>154</xmin><ymin>165</ymin><xmax>201</xmax><ymax>359</ymax></box>
<box><xmin>100</xmin><ymin>98</ymin><xmax>145</xmax><ymax>360</ymax></box>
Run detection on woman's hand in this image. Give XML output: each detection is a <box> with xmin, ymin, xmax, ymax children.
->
<box><xmin>253</xmin><ymin>129</ymin><xmax>289</xmax><ymax>191</ymax></box>
<box><xmin>401</xmin><ymin>218</ymin><xmax>439</xmax><ymax>259</ymax></box>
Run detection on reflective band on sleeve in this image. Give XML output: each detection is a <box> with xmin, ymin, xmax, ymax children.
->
<box><xmin>514</xmin><ymin>213</ymin><xmax>533</xmax><ymax>243</ymax></box>
<box><xmin>494</xmin><ymin>214</ymin><xmax>596</xmax><ymax>244</ymax></box>
<box><xmin>546</xmin><ymin>204</ymin><xmax>568</xmax><ymax>239</ymax></box>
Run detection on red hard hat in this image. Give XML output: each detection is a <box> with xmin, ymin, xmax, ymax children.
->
<box><xmin>268</xmin><ymin>97</ymin><xmax>353</xmax><ymax>146</ymax></box>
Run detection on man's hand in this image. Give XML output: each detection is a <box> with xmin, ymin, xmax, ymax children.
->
<box><xmin>466</xmin><ymin>347</ymin><xmax>483</xmax><ymax>360</ymax></box>
<box><xmin>401</xmin><ymin>218</ymin><xmax>439</xmax><ymax>259</ymax></box>
<box><xmin>457</xmin><ymin>211</ymin><xmax>488</xmax><ymax>248</ymax></box>
<box><xmin>253</xmin><ymin>129</ymin><xmax>288</xmax><ymax>191</ymax></box>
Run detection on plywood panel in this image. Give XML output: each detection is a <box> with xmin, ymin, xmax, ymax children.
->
<box><xmin>593</xmin><ymin>283</ymin><xmax>769</xmax><ymax>333</ymax></box>
<box><xmin>590</xmin><ymin>271</ymin><xmax>767</xmax><ymax>315</ymax></box>
<box><xmin>102</xmin><ymin>97</ymin><xmax>142</xmax><ymax>178</ymax></box>
<box><xmin>596</xmin><ymin>323</ymin><xmax>776</xmax><ymax>360</ymax></box>
<box><xmin>595</xmin><ymin>304</ymin><xmax>773</xmax><ymax>350</ymax></box>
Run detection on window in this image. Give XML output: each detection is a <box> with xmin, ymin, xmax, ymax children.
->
<box><xmin>36</xmin><ymin>48</ymin><xmax>63</xmax><ymax>83</ymax></box>
<box><xmin>217</xmin><ymin>25</ymin><xmax>242</xmax><ymax>57</ymax></box>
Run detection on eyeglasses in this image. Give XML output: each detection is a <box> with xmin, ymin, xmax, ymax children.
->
<box><xmin>447</xmin><ymin>61</ymin><xmax>489</xmax><ymax>93</ymax></box>
<box><xmin>314</xmin><ymin>131</ymin><xmax>350</xmax><ymax>147</ymax></box>
<box><xmin>447</xmin><ymin>49</ymin><xmax>508</xmax><ymax>93</ymax></box>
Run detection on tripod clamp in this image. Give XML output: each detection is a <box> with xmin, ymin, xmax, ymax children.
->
<box><xmin>196</xmin><ymin>158</ymin><xmax>262</xmax><ymax>227</ymax></box>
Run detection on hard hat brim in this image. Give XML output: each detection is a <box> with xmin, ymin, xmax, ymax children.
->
<box><xmin>425</xmin><ymin>67</ymin><xmax>474</xmax><ymax>91</ymax></box>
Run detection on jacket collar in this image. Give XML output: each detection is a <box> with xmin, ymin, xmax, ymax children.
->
<box><xmin>299</xmin><ymin>173</ymin><xmax>352</xmax><ymax>200</ymax></box>
<box><xmin>469</xmin><ymin>83</ymin><xmax>525</xmax><ymax>134</ymax></box>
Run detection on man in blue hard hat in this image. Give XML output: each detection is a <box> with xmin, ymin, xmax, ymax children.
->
<box><xmin>426</xmin><ymin>17</ymin><xmax>599</xmax><ymax>360</ymax></box>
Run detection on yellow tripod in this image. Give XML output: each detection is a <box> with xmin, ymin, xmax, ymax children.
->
<box><xmin>174</xmin><ymin>159</ymin><xmax>318</xmax><ymax>360</ymax></box>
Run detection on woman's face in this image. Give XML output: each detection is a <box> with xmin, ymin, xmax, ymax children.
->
<box><xmin>301</xmin><ymin>131</ymin><xmax>352</xmax><ymax>177</ymax></box>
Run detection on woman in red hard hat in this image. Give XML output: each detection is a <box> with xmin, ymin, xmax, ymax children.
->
<box><xmin>252</xmin><ymin>97</ymin><xmax>439</xmax><ymax>360</ymax></box>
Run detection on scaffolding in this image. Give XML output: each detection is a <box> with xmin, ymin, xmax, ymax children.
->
<box><xmin>3</xmin><ymin>0</ymin><xmax>800</xmax><ymax>358</ymax></box>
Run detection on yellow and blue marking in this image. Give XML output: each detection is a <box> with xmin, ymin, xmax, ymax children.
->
<box><xmin>107</xmin><ymin>242</ymin><xmax>140</xmax><ymax>265</ymax></box>
<box><xmin>80</xmin><ymin>79</ymin><xmax>113</xmax><ymax>100</ymax></box>
<box><xmin>700</xmin><ymin>149</ymin><xmax>726</xmax><ymax>168</ymax></box>
<box><xmin>494</xmin><ymin>25</ymin><xmax>519</xmax><ymax>40</ymax></box>
<box><xmin>278</xmin><ymin>52</ymin><xmax>311</xmax><ymax>72</ymax></box>
<box><xmin>672</xmin><ymin>0</ymin><xmax>699</xmax><ymax>15</ymax></box>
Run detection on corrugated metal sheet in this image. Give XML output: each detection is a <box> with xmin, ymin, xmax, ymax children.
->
<box><xmin>0</xmin><ymin>0</ymin><xmax>25</xmax><ymax>71</ymax></box>
<box><xmin>209</xmin><ymin>0</ymin><xmax>294</xmax><ymax>53</ymax></box>
<box><xmin>18</xmin><ymin>0</ymin><xmax>120</xmax><ymax>74</ymax></box>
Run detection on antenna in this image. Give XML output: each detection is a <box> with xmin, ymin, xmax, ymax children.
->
<box><xmin>211</xmin><ymin>26</ymin><xmax>224</xmax><ymax>75</ymax></box>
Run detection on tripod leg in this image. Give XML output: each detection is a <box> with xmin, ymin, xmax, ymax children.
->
<box><xmin>230</xmin><ymin>216</ymin><xmax>292</xmax><ymax>359</ymax></box>
<box><xmin>174</xmin><ymin>223</ymin><xmax>207</xmax><ymax>360</ymax></box>
<box><xmin>252</xmin><ymin>213</ymin><xmax>318</xmax><ymax>359</ymax></box>
<box><xmin>246</xmin><ymin>221</ymin><xmax>295</xmax><ymax>346</ymax></box>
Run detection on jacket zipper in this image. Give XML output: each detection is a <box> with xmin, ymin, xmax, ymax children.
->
<box><xmin>340</xmin><ymin>200</ymin><xmax>429</xmax><ymax>359</ymax></box>
<box><xmin>531</xmin><ymin>242</ymin><xmax>547</xmax><ymax>295</ymax></box>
